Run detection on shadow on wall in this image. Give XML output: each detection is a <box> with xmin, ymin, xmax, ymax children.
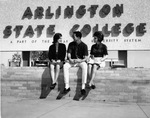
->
<box><xmin>56</xmin><ymin>68</ymin><xmax>84</xmax><ymax>100</ymax></box>
<box><xmin>39</xmin><ymin>67</ymin><xmax>91</xmax><ymax>100</ymax></box>
<box><xmin>39</xmin><ymin>67</ymin><xmax>65</xmax><ymax>99</ymax></box>
<box><xmin>73</xmin><ymin>68</ymin><xmax>91</xmax><ymax>101</ymax></box>
<box><xmin>56</xmin><ymin>68</ymin><xmax>91</xmax><ymax>100</ymax></box>
<box><xmin>39</xmin><ymin>67</ymin><xmax>51</xmax><ymax>99</ymax></box>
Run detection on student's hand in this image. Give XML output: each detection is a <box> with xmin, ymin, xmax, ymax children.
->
<box><xmin>90</xmin><ymin>55</ymin><xmax>94</xmax><ymax>59</ymax></box>
<box><xmin>75</xmin><ymin>59</ymin><xmax>82</xmax><ymax>63</ymax></box>
<box><xmin>51</xmin><ymin>60</ymin><xmax>56</xmax><ymax>63</ymax></box>
<box><xmin>69</xmin><ymin>59</ymin><xmax>75</xmax><ymax>64</ymax></box>
<box><xmin>100</xmin><ymin>58</ymin><xmax>105</xmax><ymax>62</ymax></box>
<box><xmin>65</xmin><ymin>60</ymin><xmax>69</xmax><ymax>63</ymax></box>
<box><xmin>86</xmin><ymin>57</ymin><xmax>91</xmax><ymax>62</ymax></box>
<box><xmin>57</xmin><ymin>60</ymin><xmax>61</xmax><ymax>63</ymax></box>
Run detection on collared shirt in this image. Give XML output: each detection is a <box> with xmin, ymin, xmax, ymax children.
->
<box><xmin>90</xmin><ymin>43</ymin><xmax>108</xmax><ymax>57</ymax></box>
<box><xmin>67</xmin><ymin>41</ymin><xmax>88</xmax><ymax>59</ymax></box>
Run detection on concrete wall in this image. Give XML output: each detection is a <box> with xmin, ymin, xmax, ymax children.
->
<box><xmin>1</xmin><ymin>0</ymin><xmax>150</xmax><ymax>51</ymax></box>
<box><xmin>128</xmin><ymin>51</ymin><xmax>150</xmax><ymax>68</ymax></box>
<box><xmin>1</xmin><ymin>66</ymin><xmax>150</xmax><ymax>103</ymax></box>
<box><xmin>1</xmin><ymin>0</ymin><xmax>150</xmax><ymax>68</ymax></box>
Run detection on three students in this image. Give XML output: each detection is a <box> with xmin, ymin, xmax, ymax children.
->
<box><xmin>48</xmin><ymin>31</ymin><xmax>108</xmax><ymax>95</ymax></box>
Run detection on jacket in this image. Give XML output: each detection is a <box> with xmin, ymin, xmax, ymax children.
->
<box><xmin>48</xmin><ymin>43</ymin><xmax>66</xmax><ymax>62</ymax></box>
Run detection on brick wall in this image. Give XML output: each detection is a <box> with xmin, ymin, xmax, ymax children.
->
<box><xmin>1</xmin><ymin>66</ymin><xmax>150</xmax><ymax>103</ymax></box>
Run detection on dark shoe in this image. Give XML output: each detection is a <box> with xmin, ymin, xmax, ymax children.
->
<box><xmin>91</xmin><ymin>84</ymin><xmax>96</xmax><ymax>89</ymax></box>
<box><xmin>81</xmin><ymin>89</ymin><xmax>86</xmax><ymax>95</ymax></box>
<box><xmin>50</xmin><ymin>83</ymin><xmax>57</xmax><ymax>89</ymax></box>
<box><xmin>56</xmin><ymin>95</ymin><xmax>62</xmax><ymax>100</ymax></box>
<box><xmin>39</xmin><ymin>96</ymin><xmax>46</xmax><ymax>99</ymax></box>
<box><xmin>63</xmin><ymin>87</ymin><xmax>70</xmax><ymax>94</ymax></box>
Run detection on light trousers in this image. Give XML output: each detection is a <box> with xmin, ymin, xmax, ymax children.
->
<box><xmin>63</xmin><ymin>62</ymin><xmax>87</xmax><ymax>86</ymax></box>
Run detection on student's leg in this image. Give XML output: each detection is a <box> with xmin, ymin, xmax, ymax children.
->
<box><xmin>78</xmin><ymin>62</ymin><xmax>87</xmax><ymax>89</ymax></box>
<box><xmin>50</xmin><ymin>63</ymin><xmax>55</xmax><ymax>84</ymax></box>
<box><xmin>89</xmin><ymin>64</ymin><xmax>97</xmax><ymax>86</ymax></box>
<box><xmin>63</xmin><ymin>62</ymin><xmax>71</xmax><ymax>89</ymax></box>
<box><xmin>55</xmin><ymin>63</ymin><xmax>61</xmax><ymax>83</ymax></box>
<box><xmin>88</xmin><ymin>64</ymin><xmax>92</xmax><ymax>82</ymax></box>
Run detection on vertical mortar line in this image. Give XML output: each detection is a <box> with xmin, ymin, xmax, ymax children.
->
<box><xmin>136</xmin><ymin>103</ymin><xmax>149</xmax><ymax>118</ymax></box>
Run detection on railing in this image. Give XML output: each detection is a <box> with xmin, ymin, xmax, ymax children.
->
<box><xmin>105</xmin><ymin>58</ymin><xmax>119</xmax><ymax>67</ymax></box>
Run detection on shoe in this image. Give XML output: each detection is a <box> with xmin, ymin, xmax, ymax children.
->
<box><xmin>86</xmin><ymin>84</ymin><xmax>96</xmax><ymax>89</ymax></box>
<box><xmin>50</xmin><ymin>83</ymin><xmax>57</xmax><ymax>89</ymax></box>
<box><xmin>39</xmin><ymin>96</ymin><xmax>46</xmax><ymax>99</ymax></box>
<box><xmin>63</xmin><ymin>87</ymin><xmax>70</xmax><ymax>94</ymax></box>
<box><xmin>91</xmin><ymin>84</ymin><xmax>96</xmax><ymax>89</ymax></box>
<box><xmin>81</xmin><ymin>89</ymin><xmax>86</xmax><ymax>95</ymax></box>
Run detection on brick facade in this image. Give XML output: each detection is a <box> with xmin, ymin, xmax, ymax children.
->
<box><xmin>1</xmin><ymin>66</ymin><xmax>150</xmax><ymax>102</ymax></box>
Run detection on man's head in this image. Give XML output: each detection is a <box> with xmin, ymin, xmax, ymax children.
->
<box><xmin>72</xmin><ymin>31</ymin><xmax>82</xmax><ymax>42</ymax></box>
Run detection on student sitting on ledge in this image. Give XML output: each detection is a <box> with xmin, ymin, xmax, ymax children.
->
<box><xmin>87</xmin><ymin>31</ymin><xmax>108</xmax><ymax>89</ymax></box>
<box><xmin>48</xmin><ymin>33</ymin><xmax>66</xmax><ymax>89</ymax></box>
<box><xmin>63</xmin><ymin>31</ymin><xmax>88</xmax><ymax>95</ymax></box>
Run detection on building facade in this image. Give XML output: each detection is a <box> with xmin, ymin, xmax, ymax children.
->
<box><xmin>0</xmin><ymin>0</ymin><xmax>150</xmax><ymax>68</ymax></box>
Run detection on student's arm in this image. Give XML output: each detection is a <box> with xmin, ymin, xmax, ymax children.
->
<box><xmin>83</xmin><ymin>44</ymin><xmax>89</xmax><ymax>62</ymax></box>
<box><xmin>75</xmin><ymin>44</ymin><xmax>88</xmax><ymax>63</ymax></box>
<box><xmin>101</xmin><ymin>55</ymin><xmax>108</xmax><ymax>62</ymax></box>
<box><xmin>66</xmin><ymin>43</ymin><xmax>75</xmax><ymax>63</ymax></box>
<box><xmin>67</xmin><ymin>53</ymin><xmax>74</xmax><ymax>63</ymax></box>
<box><xmin>60</xmin><ymin>44</ymin><xmax>66</xmax><ymax>62</ymax></box>
<box><xmin>101</xmin><ymin>45</ymin><xmax>108</xmax><ymax>62</ymax></box>
<box><xmin>48</xmin><ymin>46</ymin><xmax>52</xmax><ymax>61</ymax></box>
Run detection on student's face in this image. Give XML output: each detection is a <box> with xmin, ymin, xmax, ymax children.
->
<box><xmin>93</xmin><ymin>36</ymin><xmax>98</xmax><ymax>43</ymax></box>
<box><xmin>73</xmin><ymin>34</ymin><xmax>78</xmax><ymax>42</ymax></box>
<box><xmin>58</xmin><ymin>36</ymin><xmax>62</xmax><ymax>43</ymax></box>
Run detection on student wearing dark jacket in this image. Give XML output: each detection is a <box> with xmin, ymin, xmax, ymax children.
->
<box><xmin>48</xmin><ymin>33</ymin><xmax>66</xmax><ymax>89</ymax></box>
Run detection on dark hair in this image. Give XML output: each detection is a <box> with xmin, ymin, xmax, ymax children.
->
<box><xmin>53</xmin><ymin>33</ymin><xmax>62</xmax><ymax>43</ymax></box>
<box><xmin>73</xmin><ymin>31</ymin><xmax>82</xmax><ymax>39</ymax></box>
<box><xmin>93</xmin><ymin>31</ymin><xmax>104</xmax><ymax>42</ymax></box>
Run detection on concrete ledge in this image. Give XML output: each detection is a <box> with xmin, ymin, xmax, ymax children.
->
<box><xmin>1</xmin><ymin>66</ymin><xmax>150</xmax><ymax>103</ymax></box>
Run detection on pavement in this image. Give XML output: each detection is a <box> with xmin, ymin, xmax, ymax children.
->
<box><xmin>1</xmin><ymin>96</ymin><xmax>150</xmax><ymax>118</ymax></box>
